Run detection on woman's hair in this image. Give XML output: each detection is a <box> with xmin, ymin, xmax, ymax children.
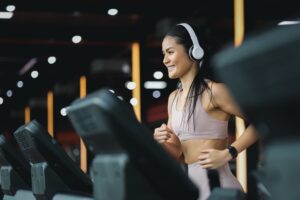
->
<box><xmin>165</xmin><ymin>23</ymin><xmax>214</xmax><ymax>127</ymax></box>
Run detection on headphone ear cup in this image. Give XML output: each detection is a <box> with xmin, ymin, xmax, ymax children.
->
<box><xmin>188</xmin><ymin>46</ymin><xmax>196</xmax><ymax>61</ymax></box>
<box><xmin>189</xmin><ymin>45</ymin><xmax>204</xmax><ymax>61</ymax></box>
<box><xmin>192</xmin><ymin>46</ymin><xmax>204</xmax><ymax>60</ymax></box>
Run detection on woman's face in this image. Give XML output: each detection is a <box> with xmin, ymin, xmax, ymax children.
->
<box><xmin>162</xmin><ymin>36</ymin><xmax>195</xmax><ymax>79</ymax></box>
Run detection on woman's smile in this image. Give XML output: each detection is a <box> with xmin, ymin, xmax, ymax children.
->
<box><xmin>167</xmin><ymin>66</ymin><xmax>176</xmax><ymax>73</ymax></box>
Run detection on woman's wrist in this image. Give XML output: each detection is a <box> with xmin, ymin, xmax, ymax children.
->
<box><xmin>162</xmin><ymin>142</ymin><xmax>182</xmax><ymax>159</ymax></box>
<box><xmin>227</xmin><ymin>146</ymin><xmax>238</xmax><ymax>160</ymax></box>
<box><xmin>224</xmin><ymin>148</ymin><xmax>233</xmax><ymax>162</ymax></box>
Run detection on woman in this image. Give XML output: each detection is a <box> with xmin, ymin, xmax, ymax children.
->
<box><xmin>153</xmin><ymin>23</ymin><xmax>259</xmax><ymax>200</ymax></box>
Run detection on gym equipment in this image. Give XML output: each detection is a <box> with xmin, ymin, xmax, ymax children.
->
<box><xmin>67</xmin><ymin>88</ymin><xmax>199</xmax><ymax>200</ymax></box>
<box><xmin>212</xmin><ymin>24</ymin><xmax>300</xmax><ymax>200</ymax></box>
<box><xmin>13</xmin><ymin>120</ymin><xmax>93</xmax><ymax>200</ymax></box>
<box><xmin>0</xmin><ymin>135</ymin><xmax>35</xmax><ymax>200</ymax></box>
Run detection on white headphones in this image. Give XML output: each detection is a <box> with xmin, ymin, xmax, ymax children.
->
<box><xmin>177</xmin><ymin>23</ymin><xmax>204</xmax><ymax>61</ymax></box>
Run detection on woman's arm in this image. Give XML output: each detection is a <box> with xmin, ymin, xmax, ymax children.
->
<box><xmin>161</xmin><ymin>123</ymin><xmax>183</xmax><ymax>161</ymax></box>
<box><xmin>153</xmin><ymin>90</ymin><xmax>183</xmax><ymax>161</ymax></box>
<box><xmin>154</xmin><ymin>122</ymin><xmax>182</xmax><ymax>158</ymax></box>
<box><xmin>212</xmin><ymin>83</ymin><xmax>259</xmax><ymax>153</ymax></box>
<box><xmin>198</xmin><ymin>83</ymin><xmax>259</xmax><ymax>169</ymax></box>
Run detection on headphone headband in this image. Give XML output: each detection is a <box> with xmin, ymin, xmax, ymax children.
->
<box><xmin>177</xmin><ymin>23</ymin><xmax>204</xmax><ymax>61</ymax></box>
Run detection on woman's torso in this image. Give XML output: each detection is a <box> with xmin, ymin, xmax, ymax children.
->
<box><xmin>171</xmin><ymin>87</ymin><xmax>229</xmax><ymax>164</ymax></box>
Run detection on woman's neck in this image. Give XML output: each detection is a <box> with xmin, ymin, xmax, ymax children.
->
<box><xmin>180</xmin><ymin>65</ymin><xmax>198</xmax><ymax>93</ymax></box>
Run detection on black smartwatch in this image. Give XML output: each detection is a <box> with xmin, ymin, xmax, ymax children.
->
<box><xmin>227</xmin><ymin>146</ymin><xmax>238</xmax><ymax>159</ymax></box>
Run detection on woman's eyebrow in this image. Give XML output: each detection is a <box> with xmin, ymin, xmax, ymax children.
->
<box><xmin>162</xmin><ymin>47</ymin><xmax>174</xmax><ymax>53</ymax></box>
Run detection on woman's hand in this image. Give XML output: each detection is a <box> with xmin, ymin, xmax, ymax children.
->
<box><xmin>198</xmin><ymin>149</ymin><xmax>232</xmax><ymax>169</ymax></box>
<box><xmin>154</xmin><ymin>123</ymin><xmax>183</xmax><ymax>160</ymax></box>
<box><xmin>153</xmin><ymin>123</ymin><xmax>172</xmax><ymax>144</ymax></box>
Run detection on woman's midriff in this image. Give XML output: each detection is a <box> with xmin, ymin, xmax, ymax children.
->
<box><xmin>181</xmin><ymin>138</ymin><xmax>228</xmax><ymax>164</ymax></box>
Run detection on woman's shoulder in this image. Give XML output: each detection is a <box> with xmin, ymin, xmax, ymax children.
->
<box><xmin>204</xmin><ymin>79</ymin><xmax>227</xmax><ymax>95</ymax></box>
<box><xmin>203</xmin><ymin>79</ymin><xmax>231</xmax><ymax>108</ymax></box>
<box><xmin>167</xmin><ymin>89</ymin><xmax>179</xmax><ymax>114</ymax></box>
<box><xmin>168</xmin><ymin>89</ymin><xmax>179</xmax><ymax>101</ymax></box>
<box><xmin>206</xmin><ymin>80</ymin><xmax>235</xmax><ymax>111</ymax></box>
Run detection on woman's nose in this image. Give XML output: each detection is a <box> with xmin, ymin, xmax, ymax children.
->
<box><xmin>163</xmin><ymin>55</ymin><xmax>169</xmax><ymax>65</ymax></box>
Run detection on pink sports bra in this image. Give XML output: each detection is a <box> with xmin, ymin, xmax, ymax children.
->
<box><xmin>171</xmin><ymin>93</ymin><xmax>228</xmax><ymax>141</ymax></box>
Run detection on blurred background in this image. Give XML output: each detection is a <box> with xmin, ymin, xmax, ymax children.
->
<box><xmin>0</xmin><ymin>0</ymin><xmax>299</xmax><ymax>195</ymax></box>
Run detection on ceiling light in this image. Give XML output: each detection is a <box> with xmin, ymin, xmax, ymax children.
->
<box><xmin>6</xmin><ymin>90</ymin><xmax>13</xmax><ymax>97</ymax></box>
<box><xmin>152</xmin><ymin>90</ymin><xmax>161</xmax><ymax>98</ymax></box>
<box><xmin>0</xmin><ymin>12</ymin><xmax>13</xmax><ymax>19</ymax></box>
<box><xmin>19</xmin><ymin>58</ymin><xmax>37</xmax><ymax>76</ymax></box>
<box><xmin>60</xmin><ymin>107</ymin><xmax>67</xmax><ymax>116</ymax></box>
<box><xmin>107</xmin><ymin>8</ymin><xmax>118</xmax><ymax>16</ymax></box>
<box><xmin>130</xmin><ymin>98</ymin><xmax>138</xmax><ymax>106</ymax></box>
<box><xmin>72</xmin><ymin>35</ymin><xmax>82</xmax><ymax>44</ymax></box>
<box><xmin>153</xmin><ymin>71</ymin><xmax>163</xmax><ymax>79</ymax></box>
<box><xmin>31</xmin><ymin>70</ymin><xmax>39</xmax><ymax>79</ymax></box>
<box><xmin>17</xmin><ymin>81</ymin><xmax>24</xmax><ymax>88</ymax></box>
<box><xmin>48</xmin><ymin>56</ymin><xmax>56</xmax><ymax>64</ymax></box>
<box><xmin>125</xmin><ymin>81</ymin><xmax>136</xmax><ymax>90</ymax></box>
<box><xmin>122</xmin><ymin>64</ymin><xmax>130</xmax><ymax>74</ymax></box>
<box><xmin>6</xmin><ymin>5</ymin><xmax>16</xmax><ymax>12</ymax></box>
<box><xmin>0</xmin><ymin>97</ymin><xmax>3</xmax><ymax>105</ymax></box>
<box><xmin>144</xmin><ymin>81</ymin><xmax>167</xmax><ymax>89</ymax></box>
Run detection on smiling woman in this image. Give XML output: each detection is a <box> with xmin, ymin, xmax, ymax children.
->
<box><xmin>162</xmin><ymin>35</ymin><xmax>198</xmax><ymax>79</ymax></box>
<box><xmin>154</xmin><ymin>22</ymin><xmax>259</xmax><ymax>200</ymax></box>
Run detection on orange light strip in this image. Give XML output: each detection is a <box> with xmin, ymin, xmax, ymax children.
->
<box><xmin>47</xmin><ymin>91</ymin><xmax>54</xmax><ymax>137</ymax></box>
<box><xmin>80</xmin><ymin>76</ymin><xmax>87</xmax><ymax>173</ymax></box>
<box><xmin>131</xmin><ymin>42</ymin><xmax>141</xmax><ymax>122</ymax></box>
<box><xmin>24</xmin><ymin>106</ymin><xmax>31</xmax><ymax>123</ymax></box>
<box><xmin>234</xmin><ymin>0</ymin><xmax>247</xmax><ymax>192</ymax></box>
<box><xmin>234</xmin><ymin>0</ymin><xmax>245</xmax><ymax>46</ymax></box>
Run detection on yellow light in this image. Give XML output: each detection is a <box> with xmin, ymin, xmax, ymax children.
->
<box><xmin>47</xmin><ymin>91</ymin><xmax>54</xmax><ymax>137</ymax></box>
<box><xmin>234</xmin><ymin>0</ymin><xmax>245</xmax><ymax>47</ymax></box>
<box><xmin>234</xmin><ymin>0</ymin><xmax>247</xmax><ymax>192</ymax></box>
<box><xmin>80</xmin><ymin>76</ymin><xmax>87</xmax><ymax>173</ymax></box>
<box><xmin>131</xmin><ymin>42</ymin><xmax>141</xmax><ymax>122</ymax></box>
<box><xmin>25</xmin><ymin>106</ymin><xmax>31</xmax><ymax>123</ymax></box>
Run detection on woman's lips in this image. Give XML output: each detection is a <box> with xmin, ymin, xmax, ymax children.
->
<box><xmin>167</xmin><ymin>66</ymin><xmax>175</xmax><ymax>73</ymax></box>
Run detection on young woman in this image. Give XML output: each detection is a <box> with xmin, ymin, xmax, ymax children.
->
<box><xmin>153</xmin><ymin>23</ymin><xmax>259</xmax><ymax>200</ymax></box>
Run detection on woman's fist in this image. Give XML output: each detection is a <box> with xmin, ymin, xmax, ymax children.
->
<box><xmin>153</xmin><ymin>123</ymin><xmax>172</xmax><ymax>144</ymax></box>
